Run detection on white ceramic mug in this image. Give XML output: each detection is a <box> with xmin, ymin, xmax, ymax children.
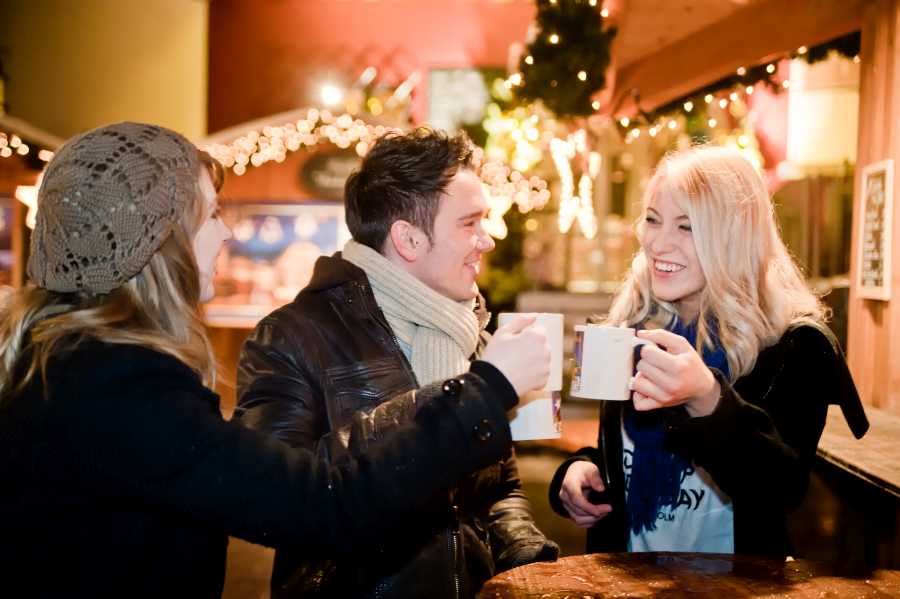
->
<box><xmin>570</xmin><ymin>324</ymin><xmax>654</xmax><ymax>401</ymax></box>
<box><xmin>497</xmin><ymin>312</ymin><xmax>564</xmax><ymax>440</ymax></box>
<box><xmin>508</xmin><ymin>390</ymin><xmax>562</xmax><ymax>441</ymax></box>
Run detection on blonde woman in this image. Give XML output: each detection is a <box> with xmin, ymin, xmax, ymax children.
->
<box><xmin>0</xmin><ymin>122</ymin><xmax>550</xmax><ymax>597</ymax></box>
<box><xmin>549</xmin><ymin>146</ymin><xmax>868</xmax><ymax>557</ymax></box>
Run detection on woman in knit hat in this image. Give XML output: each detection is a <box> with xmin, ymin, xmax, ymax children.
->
<box><xmin>0</xmin><ymin>122</ymin><xmax>549</xmax><ymax>597</ymax></box>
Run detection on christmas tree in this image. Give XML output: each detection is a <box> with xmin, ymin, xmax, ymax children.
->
<box><xmin>515</xmin><ymin>0</ymin><xmax>616</xmax><ymax>119</ymax></box>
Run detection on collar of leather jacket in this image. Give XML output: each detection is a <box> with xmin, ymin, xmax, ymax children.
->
<box><xmin>305</xmin><ymin>252</ymin><xmax>365</xmax><ymax>292</ymax></box>
<box><xmin>306</xmin><ymin>252</ymin><xmax>492</xmax><ymax>328</ymax></box>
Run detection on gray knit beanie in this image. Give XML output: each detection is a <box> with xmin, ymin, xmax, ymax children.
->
<box><xmin>27</xmin><ymin>122</ymin><xmax>201</xmax><ymax>295</ymax></box>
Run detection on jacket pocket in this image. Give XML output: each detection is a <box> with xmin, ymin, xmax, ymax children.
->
<box><xmin>325</xmin><ymin>357</ymin><xmax>414</xmax><ymax>423</ymax></box>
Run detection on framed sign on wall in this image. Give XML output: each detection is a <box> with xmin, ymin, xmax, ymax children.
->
<box><xmin>857</xmin><ymin>159</ymin><xmax>894</xmax><ymax>301</ymax></box>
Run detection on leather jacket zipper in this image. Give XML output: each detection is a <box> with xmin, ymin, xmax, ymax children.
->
<box><xmin>449</xmin><ymin>505</ymin><xmax>461</xmax><ymax>599</ymax></box>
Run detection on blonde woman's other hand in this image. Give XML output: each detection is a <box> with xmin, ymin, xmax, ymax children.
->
<box><xmin>631</xmin><ymin>329</ymin><xmax>721</xmax><ymax>417</ymax></box>
<box><xmin>559</xmin><ymin>461</ymin><xmax>612</xmax><ymax>528</ymax></box>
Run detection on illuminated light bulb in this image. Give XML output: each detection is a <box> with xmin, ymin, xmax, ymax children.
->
<box><xmin>525</xmin><ymin>55</ymin><xmax>534</xmax><ymax>65</ymax></box>
<box><xmin>0</xmin><ymin>147</ymin><xmax>11</xmax><ymax>158</ymax></box>
<box><xmin>233</xmin><ymin>163</ymin><xmax>246</xmax><ymax>176</ymax></box>
<box><xmin>577</xmin><ymin>71</ymin><xmax>587</xmax><ymax>81</ymax></box>
<box><xmin>745</xmin><ymin>85</ymin><xmax>755</xmax><ymax>95</ymax></box>
<box><xmin>704</xmin><ymin>94</ymin><xmax>714</xmax><ymax>104</ymax></box>
<box><xmin>17</xmin><ymin>145</ymin><xmax>29</xmax><ymax>155</ymax></box>
<box><xmin>782</xmin><ymin>80</ymin><xmax>790</xmax><ymax>89</ymax></box>
<box><xmin>649</xmin><ymin>127</ymin><xmax>658</xmax><ymax>138</ymax></box>
<box><xmin>766</xmin><ymin>64</ymin><xmax>776</xmax><ymax>74</ymax></box>
<box><xmin>718</xmin><ymin>98</ymin><xmax>728</xmax><ymax>109</ymax></box>
<box><xmin>600</xmin><ymin>8</ymin><xmax>609</xmax><ymax>17</ymax></box>
<box><xmin>38</xmin><ymin>149</ymin><xmax>54</xmax><ymax>162</ymax></box>
<box><xmin>729</xmin><ymin>92</ymin><xmax>738</xmax><ymax>102</ymax></box>
<box><xmin>667</xmin><ymin>120</ymin><xmax>677</xmax><ymax>130</ymax></box>
<box><xmin>10</xmin><ymin>135</ymin><xmax>21</xmax><ymax>148</ymax></box>
<box><xmin>738</xmin><ymin>134</ymin><xmax>750</xmax><ymax>147</ymax></box>
<box><xmin>549</xmin><ymin>34</ymin><xmax>559</xmax><ymax>44</ymax></box>
<box><xmin>509</xmin><ymin>73</ymin><xmax>523</xmax><ymax>86</ymax></box>
<box><xmin>592</xmin><ymin>100</ymin><xmax>601</xmax><ymax>110</ymax></box>
<box><xmin>619</xmin><ymin>117</ymin><xmax>630</xmax><ymax>127</ymax></box>
<box><xmin>630</xmin><ymin>128</ymin><xmax>640</xmax><ymax>138</ymax></box>
<box><xmin>853</xmin><ymin>55</ymin><xmax>861</xmax><ymax>64</ymax></box>
<box><xmin>797</xmin><ymin>46</ymin><xmax>808</xmax><ymax>55</ymax></box>
<box><xmin>684</xmin><ymin>101</ymin><xmax>694</xmax><ymax>112</ymax></box>
<box><xmin>737</xmin><ymin>66</ymin><xmax>747</xmax><ymax>76</ymax></box>
<box><xmin>708</xmin><ymin>118</ymin><xmax>717</xmax><ymax>128</ymax></box>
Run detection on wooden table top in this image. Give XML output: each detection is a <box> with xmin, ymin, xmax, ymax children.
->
<box><xmin>479</xmin><ymin>552</ymin><xmax>900</xmax><ymax>598</ymax></box>
<box><xmin>818</xmin><ymin>404</ymin><xmax>900</xmax><ymax>498</ymax></box>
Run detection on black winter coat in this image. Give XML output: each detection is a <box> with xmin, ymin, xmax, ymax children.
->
<box><xmin>549</xmin><ymin>324</ymin><xmax>868</xmax><ymax>556</ymax></box>
<box><xmin>0</xmin><ymin>339</ymin><xmax>518</xmax><ymax>598</ymax></box>
<box><xmin>237</xmin><ymin>253</ymin><xmax>556</xmax><ymax>598</ymax></box>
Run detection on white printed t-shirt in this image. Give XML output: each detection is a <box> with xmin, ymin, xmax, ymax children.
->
<box><xmin>622</xmin><ymin>416</ymin><xmax>735</xmax><ymax>553</ymax></box>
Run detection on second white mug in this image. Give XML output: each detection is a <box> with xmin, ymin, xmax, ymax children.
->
<box><xmin>570</xmin><ymin>325</ymin><xmax>653</xmax><ymax>401</ymax></box>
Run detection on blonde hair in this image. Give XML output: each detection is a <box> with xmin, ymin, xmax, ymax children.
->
<box><xmin>605</xmin><ymin>145</ymin><xmax>827</xmax><ymax>380</ymax></box>
<box><xmin>0</xmin><ymin>150</ymin><xmax>221</xmax><ymax>399</ymax></box>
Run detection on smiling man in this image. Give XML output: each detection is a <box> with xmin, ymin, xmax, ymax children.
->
<box><xmin>236</xmin><ymin>128</ymin><xmax>557</xmax><ymax>599</ymax></box>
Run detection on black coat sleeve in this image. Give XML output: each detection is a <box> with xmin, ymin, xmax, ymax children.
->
<box><xmin>54</xmin><ymin>357</ymin><xmax>515</xmax><ymax>557</ymax></box>
<box><xmin>664</xmin><ymin>325</ymin><xmax>857</xmax><ymax>510</ymax></box>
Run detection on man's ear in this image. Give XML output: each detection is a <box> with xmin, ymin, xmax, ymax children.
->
<box><xmin>387</xmin><ymin>220</ymin><xmax>427</xmax><ymax>262</ymax></box>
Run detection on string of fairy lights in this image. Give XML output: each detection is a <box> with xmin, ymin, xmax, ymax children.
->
<box><xmin>201</xmin><ymin>108</ymin><xmax>553</xmax><ymax>240</ymax></box>
<box><xmin>0</xmin><ymin>131</ymin><xmax>54</xmax><ymax>162</ymax></box>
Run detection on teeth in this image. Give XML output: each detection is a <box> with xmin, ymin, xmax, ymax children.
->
<box><xmin>655</xmin><ymin>260</ymin><xmax>684</xmax><ymax>273</ymax></box>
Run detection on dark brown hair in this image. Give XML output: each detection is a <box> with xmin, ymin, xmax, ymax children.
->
<box><xmin>344</xmin><ymin>127</ymin><xmax>475</xmax><ymax>251</ymax></box>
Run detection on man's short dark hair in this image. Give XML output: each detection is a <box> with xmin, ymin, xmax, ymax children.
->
<box><xmin>344</xmin><ymin>127</ymin><xmax>475</xmax><ymax>251</ymax></box>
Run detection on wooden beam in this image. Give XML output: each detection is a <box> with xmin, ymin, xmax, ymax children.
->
<box><xmin>847</xmin><ymin>0</ymin><xmax>900</xmax><ymax>413</ymax></box>
<box><xmin>609</xmin><ymin>0</ymin><xmax>865</xmax><ymax>117</ymax></box>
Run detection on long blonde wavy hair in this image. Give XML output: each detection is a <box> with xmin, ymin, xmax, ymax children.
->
<box><xmin>605</xmin><ymin>145</ymin><xmax>828</xmax><ymax>381</ymax></box>
<box><xmin>0</xmin><ymin>152</ymin><xmax>224</xmax><ymax>399</ymax></box>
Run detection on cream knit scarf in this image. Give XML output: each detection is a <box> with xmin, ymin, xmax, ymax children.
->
<box><xmin>343</xmin><ymin>240</ymin><xmax>481</xmax><ymax>386</ymax></box>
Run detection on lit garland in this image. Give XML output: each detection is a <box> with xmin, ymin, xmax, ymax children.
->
<box><xmin>615</xmin><ymin>31</ymin><xmax>861</xmax><ymax>136</ymax></box>
<box><xmin>0</xmin><ymin>131</ymin><xmax>54</xmax><ymax>162</ymax></box>
<box><xmin>202</xmin><ymin>108</ymin><xmax>553</xmax><ymax>240</ymax></box>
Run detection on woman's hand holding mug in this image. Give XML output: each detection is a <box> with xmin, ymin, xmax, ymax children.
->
<box><xmin>631</xmin><ymin>329</ymin><xmax>721</xmax><ymax>417</ymax></box>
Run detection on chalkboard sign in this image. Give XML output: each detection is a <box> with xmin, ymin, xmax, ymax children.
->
<box><xmin>857</xmin><ymin>159</ymin><xmax>893</xmax><ymax>300</ymax></box>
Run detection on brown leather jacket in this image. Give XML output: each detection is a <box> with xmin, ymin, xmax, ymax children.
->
<box><xmin>236</xmin><ymin>253</ymin><xmax>557</xmax><ymax>598</ymax></box>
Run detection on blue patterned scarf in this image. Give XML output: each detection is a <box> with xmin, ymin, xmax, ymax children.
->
<box><xmin>624</xmin><ymin>317</ymin><xmax>730</xmax><ymax>535</ymax></box>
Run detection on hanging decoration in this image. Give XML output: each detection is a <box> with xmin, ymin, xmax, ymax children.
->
<box><xmin>202</xmin><ymin>108</ymin><xmax>552</xmax><ymax>240</ymax></box>
<box><xmin>0</xmin><ymin>131</ymin><xmax>53</xmax><ymax>163</ymax></box>
<box><xmin>616</xmin><ymin>31</ymin><xmax>861</xmax><ymax>135</ymax></box>
<box><xmin>551</xmin><ymin>129</ymin><xmax>599</xmax><ymax>239</ymax></box>
<box><xmin>512</xmin><ymin>0</ymin><xmax>616</xmax><ymax>119</ymax></box>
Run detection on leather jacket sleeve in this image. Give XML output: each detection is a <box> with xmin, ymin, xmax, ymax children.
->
<box><xmin>237</xmin><ymin>315</ymin><xmax>434</xmax><ymax>462</ymax></box>
<box><xmin>235</xmin><ymin>317</ymin><xmax>324</xmax><ymax>451</ymax></box>
<box><xmin>486</xmin><ymin>454</ymin><xmax>560</xmax><ymax>571</ymax></box>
